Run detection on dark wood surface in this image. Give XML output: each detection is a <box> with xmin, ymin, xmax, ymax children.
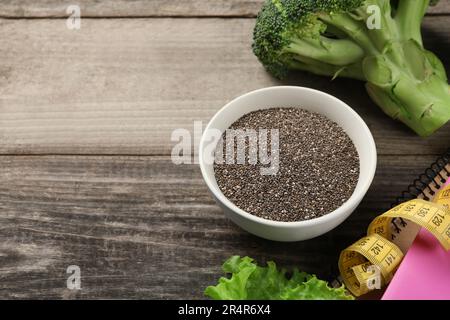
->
<box><xmin>0</xmin><ymin>1</ymin><xmax>449</xmax><ymax>299</ymax></box>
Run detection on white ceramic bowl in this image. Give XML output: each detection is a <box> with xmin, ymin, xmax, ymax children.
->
<box><xmin>199</xmin><ymin>86</ymin><xmax>377</xmax><ymax>241</ymax></box>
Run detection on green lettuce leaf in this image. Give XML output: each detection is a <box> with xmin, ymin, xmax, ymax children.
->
<box><xmin>205</xmin><ymin>256</ymin><xmax>354</xmax><ymax>300</ymax></box>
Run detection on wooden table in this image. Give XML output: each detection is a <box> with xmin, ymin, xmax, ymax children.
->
<box><xmin>0</xmin><ymin>1</ymin><xmax>449</xmax><ymax>299</ymax></box>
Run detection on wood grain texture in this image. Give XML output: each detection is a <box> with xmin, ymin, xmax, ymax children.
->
<box><xmin>0</xmin><ymin>0</ymin><xmax>262</xmax><ymax>18</ymax></box>
<box><xmin>0</xmin><ymin>154</ymin><xmax>439</xmax><ymax>299</ymax></box>
<box><xmin>1</xmin><ymin>0</ymin><xmax>449</xmax><ymax>301</ymax></box>
<box><xmin>0</xmin><ymin>0</ymin><xmax>449</xmax><ymax>17</ymax></box>
<box><xmin>1</xmin><ymin>17</ymin><xmax>449</xmax><ymax>156</ymax></box>
<box><xmin>428</xmin><ymin>0</ymin><xmax>450</xmax><ymax>14</ymax></box>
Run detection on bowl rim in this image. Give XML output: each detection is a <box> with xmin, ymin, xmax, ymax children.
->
<box><xmin>199</xmin><ymin>86</ymin><xmax>377</xmax><ymax>228</ymax></box>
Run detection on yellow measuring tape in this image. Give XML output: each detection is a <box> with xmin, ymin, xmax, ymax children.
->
<box><xmin>434</xmin><ymin>184</ymin><xmax>450</xmax><ymax>209</ymax></box>
<box><xmin>339</xmin><ymin>184</ymin><xmax>450</xmax><ymax>297</ymax></box>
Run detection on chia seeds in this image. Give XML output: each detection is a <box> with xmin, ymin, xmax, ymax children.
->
<box><xmin>213</xmin><ymin>108</ymin><xmax>360</xmax><ymax>222</ymax></box>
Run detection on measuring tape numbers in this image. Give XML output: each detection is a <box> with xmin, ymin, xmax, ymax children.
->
<box><xmin>339</xmin><ymin>186</ymin><xmax>450</xmax><ymax>297</ymax></box>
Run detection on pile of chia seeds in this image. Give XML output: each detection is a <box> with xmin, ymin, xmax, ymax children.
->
<box><xmin>214</xmin><ymin>108</ymin><xmax>360</xmax><ymax>222</ymax></box>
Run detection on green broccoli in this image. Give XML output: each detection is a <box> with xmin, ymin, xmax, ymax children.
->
<box><xmin>253</xmin><ymin>0</ymin><xmax>450</xmax><ymax>137</ymax></box>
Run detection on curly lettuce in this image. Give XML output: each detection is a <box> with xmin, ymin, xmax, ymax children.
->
<box><xmin>205</xmin><ymin>256</ymin><xmax>354</xmax><ymax>300</ymax></box>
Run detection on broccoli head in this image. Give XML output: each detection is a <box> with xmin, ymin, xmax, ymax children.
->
<box><xmin>252</xmin><ymin>0</ymin><xmax>450</xmax><ymax>137</ymax></box>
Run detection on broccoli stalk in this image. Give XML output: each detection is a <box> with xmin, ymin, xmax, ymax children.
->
<box><xmin>253</xmin><ymin>0</ymin><xmax>450</xmax><ymax>136</ymax></box>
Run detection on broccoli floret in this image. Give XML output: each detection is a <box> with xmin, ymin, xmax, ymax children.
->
<box><xmin>253</xmin><ymin>0</ymin><xmax>450</xmax><ymax>137</ymax></box>
<box><xmin>253</xmin><ymin>0</ymin><xmax>366</xmax><ymax>78</ymax></box>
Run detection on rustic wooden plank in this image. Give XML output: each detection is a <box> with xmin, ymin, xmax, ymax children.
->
<box><xmin>0</xmin><ymin>0</ymin><xmax>261</xmax><ymax>17</ymax></box>
<box><xmin>0</xmin><ymin>17</ymin><xmax>449</xmax><ymax>156</ymax></box>
<box><xmin>0</xmin><ymin>0</ymin><xmax>448</xmax><ymax>17</ymax></box>
<box><xmin>0</xmin><ymin>154</ymin><xmax>441</xmax><ymax>298</ymax></box>
<box><xmin>428</xmin><ymin>1</ymin><xmax>450</xmax><ymax>14</ymax></box>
